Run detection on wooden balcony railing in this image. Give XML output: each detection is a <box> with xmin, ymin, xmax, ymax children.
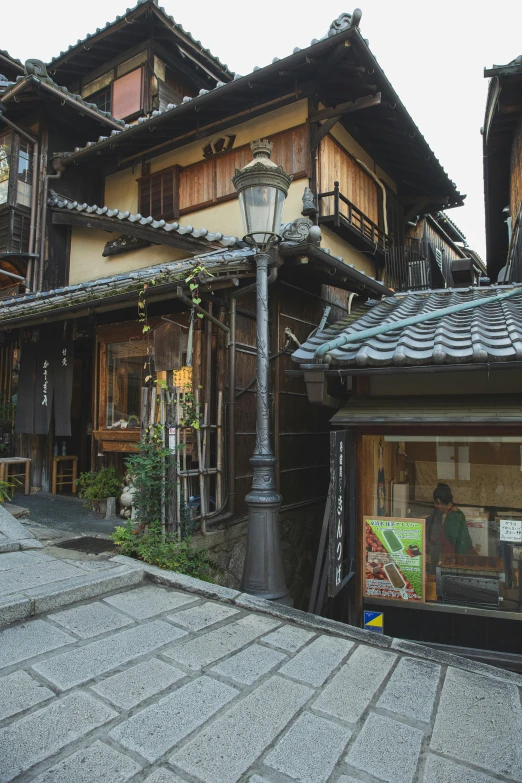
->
<box><xmin>317</xmin><ymin>181</ymin><xmax>387</xmax><ymax>256</ymax></box>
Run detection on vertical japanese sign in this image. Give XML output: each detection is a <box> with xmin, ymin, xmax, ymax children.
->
<box><xmin>364</xmin><ymin>516</ymin><xmax>425</xmax><ymax>602</ymax></box>
<box><xmin>42</xmin><ymin>359</ymin><xmax>49</xmax><ymax>407</ymax></box>
<box><xmin>328</xmin><ymin>431</ymin><xmax>347</xmax><ymax>597</ymax></box>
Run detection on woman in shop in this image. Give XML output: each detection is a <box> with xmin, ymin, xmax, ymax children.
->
<box><xmin>427</xmin><ymin>483</ymin><xmax>474</xmax><ymax>573</ymax></box>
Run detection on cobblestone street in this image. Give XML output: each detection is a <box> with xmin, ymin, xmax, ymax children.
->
<box><xmin>0</xmin><ymin>528</ymin><xmax>521</xmax><ymax>783</ymax></box>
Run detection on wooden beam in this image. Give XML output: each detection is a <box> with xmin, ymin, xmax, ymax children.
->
<box><xmin>51</xmin><ymin>211</ymin><xmax>213</xmax><ymax>254</ymax></box>
<box><xmin>309</xmin><ymin>92</ymin><xmax>381</xmax><ymax>122</ymax></box>
<box><xmin>312</xmin><ymin>116</ymin><xmax>339</xmax><ymax>149</ymax></box>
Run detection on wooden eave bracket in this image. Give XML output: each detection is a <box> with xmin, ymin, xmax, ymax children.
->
<box><xmin>310</xmin><ymin>92</ymin><xmax>381</xmax><ymax>149</ymax></box>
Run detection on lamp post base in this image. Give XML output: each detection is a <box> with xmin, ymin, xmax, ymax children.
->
<box><xmin>241</xmin><ymin>453</ymin><xmax>290</xmax><ymax>602</ymax></box>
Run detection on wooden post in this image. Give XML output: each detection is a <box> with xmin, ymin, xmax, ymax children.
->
<box><xmin>334</xmin><ymin>181</ymin><xmax>340</xmax><ymax>227</ymax></box>
<box><xmin>166</xmin><ymin>389</ymin><xmax>177</xmax><ymax>537</ymax></box>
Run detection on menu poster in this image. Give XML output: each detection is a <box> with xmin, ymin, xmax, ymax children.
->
<box><xmin>364</xmin><ymin>516</ymin><xmax>425</xmax><ymax>602</ymax></box>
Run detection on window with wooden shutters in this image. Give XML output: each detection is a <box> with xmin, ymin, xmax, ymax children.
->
<box><xmin>178</xmin><ymin>125</ymin><xmax>308</xmax><ymax>215</ymax></box>
<box><xmin>112</xmin><ymin>68</ymin><xmax>144</xmax><ymax>120</ymax></box>
<box><xmin>138</xmin><ymin>166</ymin><xmax>180</xmax><ymax>221</ymax></box>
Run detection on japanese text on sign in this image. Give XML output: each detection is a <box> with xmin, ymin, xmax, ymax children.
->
<box><xmin>328</xmin><ymin>431</ymin><xmax>347</xmax><ymax>597</ymax></box>
<box><xmin>42</xmin><ymin>359</ymin><xmax>49</xmax><ymax>406</ymax></box>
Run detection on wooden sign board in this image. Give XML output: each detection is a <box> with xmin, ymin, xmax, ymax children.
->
<box><xmin>328</xmin><ymin>431</ymin><xmax>347</xmax><ymax>598</ymax></box>
<box><xmin>364</xmin><ymin>516</ymin><xmax>426</xmax><ymax>602</ymax></box>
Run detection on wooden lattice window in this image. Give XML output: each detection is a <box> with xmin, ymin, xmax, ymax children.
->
<box><xmin>138</xmin><ymin>166</ymin><xmax>181</xmax><ymax>221</ymax></box>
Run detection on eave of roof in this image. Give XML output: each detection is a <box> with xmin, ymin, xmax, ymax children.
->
<box><xmin>47</xmin><ymin>0</ymin><xmax>232</xmax><ymax>84</ymax></box>
<box><xmin>0</xmin><ymin>247</ymin><xmax>254</xmax><ymax>328</ymax></box>
<box><xmin>0</xmin><ymin>75</ymin><xmax>125</xmax><ymax>129</ymax></box>
<box><xmin>53</xmin><ymin>23</ymin><xmax>463</xmax><ymax>208</ymax></box>
<box><xmin>48</xmin><ymin>193</ymin><xmax>244</xmax><ymax>250</ymax></box>
<box><xmin>0</xmin><ymin>50</ymin><xmax>24</xmax><ymax>76</ymax></box>
<box><xmin>292</xmin><ymin>285</ymin><xmax>522</xmax><ymax>369</ymax></box>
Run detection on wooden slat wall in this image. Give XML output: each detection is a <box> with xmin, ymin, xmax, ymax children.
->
<box><xmin>510</xmin><ymin>118</ymin><xmax>522</xmax><ymax>222</ymax></box>
<box><xmin>423</xmin><ymin>221</ymin><xmax>463</xmax><ymax>262</ymax></box>
<box><xmin>318</xmin><ymin>135</ymin><xmax>379</xmax><ymax>225</ymax></box>
<box><xmin>180</xmin><ymin>125</ymin><xmax>308</xmax><ymax>214</ymax></box>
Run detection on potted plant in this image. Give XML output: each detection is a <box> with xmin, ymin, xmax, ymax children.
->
<box><xmin>75</xmin><ymin>467</ymin><xmax>122</xmax><ymax>516</ymax></box>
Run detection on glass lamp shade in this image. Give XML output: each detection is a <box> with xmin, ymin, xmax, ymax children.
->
<box><xmin>232</xmin><ymin>139</ymin><xmax>293</xmax><ymax>247</ymax></box>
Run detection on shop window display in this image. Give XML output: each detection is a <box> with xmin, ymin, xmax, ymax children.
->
<box><xmin>362</xmin><ymin>435</ymin><xmax>522</xmax><ymax>613</ymax></box>
<box><xmin>105</xmin><ymin>339</ymin><xmax>153</xmax><ymax>429</ymax></box>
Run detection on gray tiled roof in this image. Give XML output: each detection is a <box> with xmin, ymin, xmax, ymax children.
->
<box><xmin>47</xmin><ymin>0</ymin><xmax>232</xmax><ymax>78</ymax></box>
<box><xmin>48</xmin><ymin>193</ymin><xmax>243</xmax><ymax>248</ymax></box>
<box><xmin>0</xmin><ymin>75</ymin><xmax>125</xmax><ymax>127</ymax></box>
<box><xmin>292</xmin><ymin>286</ymin><xmax>522</xmax><ymax>368</ymax></box>
<box><xmin>0</xmin><ymin>49</ymin><xmax>24</xmax><ymax>72</ymax></box>
<box><xmin>0</xmin><ymin>247</ymin><xmax>254</xmax><ymax>325</ymax></box>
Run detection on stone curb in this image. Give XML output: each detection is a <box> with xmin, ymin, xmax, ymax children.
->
<box><xmin>0</xmin><ymin>566</ymin><xmax>145</xmax><ymax>628</ymax></box>
<box><xmin>109</xmin><ymin>555</ymin><xmax>522</xmax><ymax>687</ymax></box>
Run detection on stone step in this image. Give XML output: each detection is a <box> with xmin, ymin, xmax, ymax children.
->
<box><xmin>0</xmin><ymin>565</ymin><xmax>145</xmax><ymax>628</ymax></box>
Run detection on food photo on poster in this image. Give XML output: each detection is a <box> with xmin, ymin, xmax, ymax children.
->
<box><xmin>364</xmin><ymin>517</ymin><xmax>425</xmax><ymax>601</ymax></box>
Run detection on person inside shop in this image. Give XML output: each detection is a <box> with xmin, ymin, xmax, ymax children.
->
<box><xmin>427</xmin><ymin>483</ymin><xmax>474</xmax><ymax>573</ymax></box>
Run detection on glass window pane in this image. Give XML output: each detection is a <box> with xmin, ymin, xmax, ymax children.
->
<box><xmin>105</xmin><ymin>339</ymin><xmax>153</xmax><ymax>429</ymax></box>
<box><xmin>362</xmin><ymin>434</ymin><xmax>522</xmax><ymax>613</ymax></box>
<box><xmin>0</xmin><ymin>132</ymin><xmax>11</xmax><ymax>205</ymax></box>
<box><xmin>16</xmin><ymin>139</ymin><xmax>32</xmax><ymax>207</ymax></box>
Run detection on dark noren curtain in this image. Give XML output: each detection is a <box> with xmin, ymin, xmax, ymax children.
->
<box><xmin>15</xmin><ymin>341</ymin><xmax>74</xmax><ymax>436</ymax></box>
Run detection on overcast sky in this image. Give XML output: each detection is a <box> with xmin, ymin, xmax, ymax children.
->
<box><xmin>4</xmin><ymin>0</ymin><xmax>522</xmax><ymax>258</ymax></box>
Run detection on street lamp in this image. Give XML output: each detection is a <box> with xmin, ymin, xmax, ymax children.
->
<box><xmin>232</xmin><ymin>139</ymin><xmax>292</xmax><ymax>602</ymax></box>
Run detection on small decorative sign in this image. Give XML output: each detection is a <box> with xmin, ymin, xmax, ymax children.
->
<box><xmin>364</xmin><ymin>610</ymin><xmax>384</xmax><ymax>634</ymax></box>
<box><xmin>500</xmin><ymin>519</ymin><xmax>522</xmax><ymax>543</ymax></box>
<box><xmin>328</xmin><ymin>431</ymin><xmax>347</xmax><ymax>597</ymax></box>
<box><xmin>168</xmin><ymin>426</ymin><xmax>176</xmax><ymax>453</ymax></box>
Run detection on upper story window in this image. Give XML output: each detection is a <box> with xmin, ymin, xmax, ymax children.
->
<box><xmin>0</xmin><ymin>131</ymin><xmax>33</xmax><ymax>208</ymax></box>
<box><xmin>89</xmin><ymin>86</ymin><xmax>112</xmax><ymax>114</ymax></box>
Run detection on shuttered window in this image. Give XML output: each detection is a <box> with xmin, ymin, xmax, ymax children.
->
<box><xmin>138</xmin><ymin>166</ymin><xmax>180</xmax><ymax>221</ymax></box>
<box><xmin>112</xmin><ymin>68</ymin><xmax>144</xmax><ymax>120</ymax></box>
<box><xmin>179</xmin><ymin>125</ymin><xmax>309</xmax><ymax>214</ymax></box>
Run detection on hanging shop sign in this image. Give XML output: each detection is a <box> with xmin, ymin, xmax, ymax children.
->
<box><xmin>364</xmin><ymin>516</ymin><xmax>425</xmax><ymax>602</ymax></box>
<box><xmin>328</xmin><ymin>430</ymin><xmax>347</xmax><ymax>597</ymax></box>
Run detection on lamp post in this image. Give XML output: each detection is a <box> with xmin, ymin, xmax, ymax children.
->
<box><xmin>232</xmin><ymin>139</ymin><xmax>292</xmax><ymax>602</ymax></box>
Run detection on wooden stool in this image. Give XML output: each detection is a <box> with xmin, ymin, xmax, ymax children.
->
<box><xmin>52</xmin><ymin>456</ymin><xmax>78</xmax><ymax>494</ymax></box>
<box><xmin>0</xmin><ymin>457</ymin><xmax>31</xmax><ymax>496</ymax></box>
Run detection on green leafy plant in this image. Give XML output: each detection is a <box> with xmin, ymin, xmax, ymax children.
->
<box><xmin>0</xmin><ymin>393</ymin><xmax>15</xmax><ymax>430</ymax></box>
<box><xmin>185</xmin><ymin>263</ymin><xmax>214</xmax><ymax>318</ymax></box>
<box><xmin>75</xmin><ymin>466</ymin><xmax>122</xmax><ymax>507</ymax></box>
<box><xmin>112</xmin><ymin>519</ymin><xmax>219</xmax><ymax>581</ymax></box>
<box><xmin>0</xmin><ymin>476</ymin><xmax>18</xmax><ymax>503</ymax></box>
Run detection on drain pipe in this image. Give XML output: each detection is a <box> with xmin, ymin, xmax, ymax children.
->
<box><xmin>0</xmin><ymin>109</ymin><xmax>39</xmax><ymax>290</ymax></box>
<box><xmin>314</xmin><ymin>285</ymin><xmax>522</xmax><ymax>362</ymax></box>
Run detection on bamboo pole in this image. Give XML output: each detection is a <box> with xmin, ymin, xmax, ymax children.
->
<box><xmin>175</xmin><ymin>388</ymin><xmax>182</xmax><ymax>539</ymax></box>
<box><xmin>216</xmin><ymin>390</ymin><xmax>223</xmax><ymax>509</ymax></box>
<box><xmin>160</xmin><ymin>387</ymin><xmax>166</xmax><ymax>544</ymax></box>
<box><xmin>195</xmin><ymin>390</ymin><xmax>207</xmax><ymax>535</ymax></box>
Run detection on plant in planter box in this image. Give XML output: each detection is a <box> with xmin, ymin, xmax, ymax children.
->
<box><xmin>75</xmin><ymin>467</ymin><xmax>122</xmax><ymax>515</ymax></box>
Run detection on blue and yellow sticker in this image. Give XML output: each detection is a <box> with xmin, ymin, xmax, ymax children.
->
<box><xmin>364</xmin><ymin>610</ymin><xmax>384</xmax><ymax>634</ymax></box>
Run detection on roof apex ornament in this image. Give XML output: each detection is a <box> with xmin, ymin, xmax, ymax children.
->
<box><xmin>24</xmin><ymin>59</ymin><xmax>48</xmax><ymax>77</ymax></box>
<box><xmin>328</xmin><ymin>9</ymin><xmax>362</xmax><ymax>36</ymax></box>
<box><xmin>280</xmin><ymin>217</ymin><xmax>321</xmax><ymax>246</ymax></box>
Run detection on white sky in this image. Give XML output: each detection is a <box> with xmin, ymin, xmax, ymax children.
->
<box><xmin>3</xmin><ymin>0</ymin><xmax>522</xmax><ymax>258</ymax></box>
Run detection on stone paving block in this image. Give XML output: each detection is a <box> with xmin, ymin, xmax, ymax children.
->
<box><xmin>171</xmin><ymin>675</ymin><xmax>313</xmax><ymax>783</ymax></box>
<box><xmin>26</xmin><ymin>566</ymin><xmax>144</xmax><ymax>615</ymax></box>
<box><xmin>0</xmin><ymin>619</ymin><xmax>74</xmax><ymax>669</ymax></box>
<box><xmin>109</xmin><ymin>675</ymin><xmax>237</xmax><ymax>762</ymax></box>
<box><xmin>248</xmin><ymin>777</ymin><xmax>273</xmax><ymax>783</ymax></box>
<box><xmin>210</xmin><ymin>643</ymin><xmax>287</xmax><ymax>685</ymax></box>
<box><xmin>337</xmin><ymin>777</ymin><xmax>366</xmax><ymax>783</ymax></box>
<box><xmin>32</xmin><ymin>620</ymin><xmax>186</xmax><ymax>690</ymax></box>
<box><xmin>423</xmin><ymin>754</ymin><xmax>507</xmax><ymax>783</ymax></box>
<box><xmin>0</xmin><ymin>550</ymin><xmax>53</xmax><ymax>570</ymax></box>
<box><xmin>166</xmin><ymin>601</ymin><xmax>239</xmax><ymax>631</ymax></box>
<box><xmin>0</xmin><ymin>540</ymin><xmax>19</xmax><ymax>553</ymax></box>
<box><xmin>142</xmin><ymin>770</ymin><xmax>189</xmax><ymax>783</ymax></box>
<box><xmin>135</xmin><ymin>559</ymin><xmax>241</xmax><ymax>601</ymax></box>
<box><xmin>261</xmin><ymin>623</ymin><xmax>315</xmax><ymax>653</ymax></box>
<box><xmin>0</xmin><ymin>670</ymin><xmax>54</xmax><ymax>721</ymax></box>
<box><xmin>430</xmin><ymin>667</ymin><xmax>522</xmax><ymax>781</ymax></box>
<box><xmin>0</xmin><ymin>691</ymin><xmax>117</xmax><ymax>783</ymax></box>
<box><xmin>264</xmin><ymin>711</ymin><xmax>351</xmax><ymax>783</ymax></box>
<box><xmin>32</xmin><ymin>739</ymin><xmax>141</xmax><ymax>782</ymax></box>
<box><xmin>91</xmin><ymin>657</ymin><xmax>186</xmax><ymax>709</ymax></box>
<box><xmin>0</xmin><ymin>593</ymin><xmax>31</xmax><ymax>628</ymax></box>
<box><xmin>313</xmin><ymin>645</ymin><xmax>396</xmax><ymax>723</ymax></box>
<box><xmin>49</xmin><ymin>601</ymin><xmax>134</xmax><ymax>638</ymax></box>
<box><xmin>345</xmin><ymin>712</ymin><xmax>424</xmax><ymax>783</ymax></box>
<box><xmin>279</xmin><ymin>634</ymin><xmax>351</xmax><ymax>687</ymax></box>
<box><xmin>104</xmin><ymin>584</ymin><xmax>198</xmax><ymax>619</ymax></box>
<box><xmin>377</xmin><ymin>656</ymin><xmax>440</xmax><ymax>722</ymax></box>
<box><xmin>0</xmin><ymin>559</ymin><xmax>85</xmax><ymax>595</ymax></box>
<box><xmin>164</xmin><ymin>613</ymin><xmax>280</xmax><ymax>670</ymax></box>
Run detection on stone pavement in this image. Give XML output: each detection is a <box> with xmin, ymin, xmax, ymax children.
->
<box><xmin>0</xmin><ymin>548</ymin><xmax>521</xmax><ymax>783</ymax></box>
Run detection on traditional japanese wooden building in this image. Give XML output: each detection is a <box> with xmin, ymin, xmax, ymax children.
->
<box><xmin>0</xmin><ymin>2</ymin><xmax>470</xmax><ymax>606</ymax></box>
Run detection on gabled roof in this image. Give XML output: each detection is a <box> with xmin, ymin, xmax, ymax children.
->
<box><xmin>54</xmin><ymin>14</ymin><xmax>464</xmax><ymax>213</ymax></box>
<box><xmin>47</xmin><ymin>0</ymin><xmax>232</xmax><ymax>88</ymax></box>
<box><xmin>0</xmin><ymin>50</ymin><xmax>24</xmax><ymax>81</ymax></box>
<box><xmin>48</xmin><ymin>193</ymin><xmax>243</xmax><ymax>251</ymax></box>
<box><xmin>292</xmin><ymin>286</ymin><xmax>522</xmax><ymax>368</ymax></box>
<box><xmin>0</xmin><ymin>74</ymin><xmax>124</xmax><ymax>129</ymax></box>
